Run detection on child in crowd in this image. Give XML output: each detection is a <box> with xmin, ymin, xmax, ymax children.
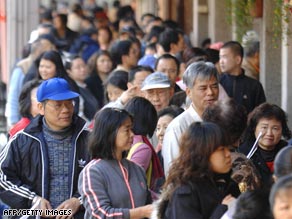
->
<box><xmin>269</xmin><ymin>174</ymin><xmax>292</xmax><ymax>219</ymax></box>
<box><xmin>104</xmin><ymin>70</ymin><xmax>128</xmax><ymax>103</ymax></box>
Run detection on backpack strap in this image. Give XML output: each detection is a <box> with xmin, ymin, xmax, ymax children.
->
<box><xmin>127</xmin><ymin>142</ymin><xmax>152</xmax><ymax>187</ymax></box>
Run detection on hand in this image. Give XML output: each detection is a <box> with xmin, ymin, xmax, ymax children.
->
<box><xmin>141</xmin><ymin>204</ymin><xmax>153</xmax><ymax>218</ymax></box>
<box><xmin>55</xmin><ymin>197</ymin><xmax>80</xmax><ymax>219</ymax></box>
<box><xmin>129</xmin><ymin>204</ymin><xmax>153</xmax><ymax>219</ymax></box>
<box><xmin>221</xmin><ymin>194</ymin><xmax>236</xmax><ymax>209</ymax></box>
<box><xmin>37</xmin><ymin>197</ymin><xmax>54</xmax><ymax>218</ymax></box>
<box><xmin>120</xmin><ymin>86</ymin><xmax>138</xmax><ymax>105</ymax></box>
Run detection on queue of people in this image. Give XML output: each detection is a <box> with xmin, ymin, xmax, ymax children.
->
<box><xmin>1</xmin><ymin>1</ymin><xmax>292</xmax><ymax>219</ymax></box>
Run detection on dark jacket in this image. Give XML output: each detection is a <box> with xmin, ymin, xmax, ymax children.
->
<box><xmin>239</xmin><ymin>139</ymin><xmax>287</xmax><ymax>187</ymax></box>
<box><xmin>154</xmin><ymin>175</ymin><xmax>240</xmax><ymax>219</ymax></box>
<box><xmin>69</xmin><ymin>35</ymin><xmax>100</xmax><ymax>63</ymax></box>
<box><xmin>85</xmin><ymin>73</ymin><xmax>104</xmax><ymax>107</ymax></box>
<box><xmin>0</xmin><ymin>115</ymin><xmax>90</xmax><ymax>218</ymax></box>
<box><xmin>78</xmin><ymin>86</ymin><xmax>100</xmax><ymax>121</ymax></box>
<box><xmin>220</xmin><ymin>70</ymin><xmax>266</xmax><ymax>113</ymax></box>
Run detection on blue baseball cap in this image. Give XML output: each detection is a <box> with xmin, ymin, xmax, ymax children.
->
<box><xmin>141</xmin><ymin>72</ymin><xmax>171</xmax><ymax>91</ymax></box>
<box><xmin>138</xmin><ymin>55</ymin><xmax>157</xmax><ymax>70</ymax></box>
<box><xmin>37</xmin><ymin>78</ymin><xmax>79</xmax><ymax>102</ymax></box>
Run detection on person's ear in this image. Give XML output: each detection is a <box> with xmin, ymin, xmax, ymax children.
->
<box><xmin>185</xmin><ymin>87</ymin><xmax>191</xmax><ymax>98</ymax></box>
<box><xmin>236</xmin><ymin>55</ymin><xmax>242</xmax><ymax>65</ymax></box>
<box><xmin>37</xmin><ymin>102</ymin><xmax>45</xmax><ymax>115</ymax></box>
<box><xmin>127</xmin><ymin>82</ymin><xmax>133</xmax><ymax>89</ymax></box>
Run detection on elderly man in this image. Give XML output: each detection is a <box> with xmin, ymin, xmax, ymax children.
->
<box><xmin>0</xmin><ymin>78</ymin><xmax>89</xmax><ymax>219</ymax></box>
<box><xmin>162</xmin><ymin>61</ymin><xmax>219</xmax><ymax>175</ymax></box>
<box><xmin>141</xmin><ymin>71</ymin><xmax>174</xmax><ymax>112</ymax></box>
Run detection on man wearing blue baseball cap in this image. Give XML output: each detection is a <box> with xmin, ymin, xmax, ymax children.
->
<box><xmin>0</xmin><ymin>78</ymin><xmax>89</xmax><ymax>218</ymax></box>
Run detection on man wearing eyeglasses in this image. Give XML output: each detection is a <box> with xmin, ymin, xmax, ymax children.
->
<box><xmin>0</xmin><ymin>78</ymin><xmax>89</xmax><ymax>219</ymax></box>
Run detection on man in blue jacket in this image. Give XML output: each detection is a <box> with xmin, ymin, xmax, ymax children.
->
<box><xmin>0</xmin><ymin>78</ymin><xmax>90</xmax><ymax>218</ymax></box>
<box><xmin>219</xmin><ymin>41</ymin><xmax>266</xmax><ymax>113</ymax></box>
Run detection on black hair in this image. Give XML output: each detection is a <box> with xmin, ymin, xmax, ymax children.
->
<box><xmin>182</xmin><ymin>47</ymin><xmax>207</xmax><ymax>65</ymax></box>
<box><xmin>55</xmin><ymin>13</ymin><xmax>68</xmax><ymax>26</ymax></box>
<box><xmin>201</xmin><ymin>38</ymin><xmax>211</xmax><ymax>48</ymax></box>
<box><xmin>154</xmin><ymin>54</ymin><xmax>180</xmax><ymax>76</ymax></box>
<box><xmin>104</xmin><ymin>70</ymin><xmax>128</xmax><ymax>102</ymax></box>
<box><xmin>274</xmin><ymin>146</ymin><xmax>292</xmax><ymax>178</ymax></box>
<box><xmin>163</xmin><ymin>19</ymin><xmax>180</xmax><ymax>29</ymax></box>
<box><xmin>64</xmin><ymin>54</ymin><xmax>81</xmax><ymax>70</ymax></box>
<box><xmin>19</xmin><ymin>79</ymin><xmax>42</xmax><ymax>118</ymax></box>
<box><xmin>36</xmin><ymin>50</ymin><xmax>68</xmax><ymax>79</ymax></box>
<box><xmin>146</xmin><ymin>25</ymin><xmax>165</xmax><ymax>43</ymax></box>
<box><xmin>128</xmin><ymin>65</ymin><xmax>153</xmax><ymax>83</ymax></box>
<box><xmin>117</xmin><ymin>5</ymin><xmax>135</xmax><ymax>20</ymax></box>
<box><xmin>158</xmin><ymin>28</ymin><xmax>180</xmax><ymax>53</ymax></box>
<box><xmin>233</xmin><ymin>188</ymin><xmax>272</xmax><ymax>219</ymax></box>
<box><xmin>88</xmin><ymin>108</ymin><xmax>133</xmax><ymax>159</ymax></box>
<box><xmin>110</xmin><ymin>40</ymin><xmax>133</xmax><ymax>65</ymax></box>
<box><xmin>205</xmin><ymin>48</ymin><xmax>220</xmax><ymax>64</ymax></box>
<box><xmin>125</xmin><ymin>97</ymin><xmax>158</xmax><ymax>137</ymax></box>
<box><xmin>157</xmin><ymin>105</ymin><xmax>184</xmax><ymax>119</ymax></box>
<box><xmin>221</xmin><ymin>41</ymin><xmax>244</xmax><ymax>58</ymax></box>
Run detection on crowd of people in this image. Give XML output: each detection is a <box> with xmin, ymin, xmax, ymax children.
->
<box><xmin>0</xmin><ymin>1</ymin><xmax>292</xmax><ymax>219</ymax></box>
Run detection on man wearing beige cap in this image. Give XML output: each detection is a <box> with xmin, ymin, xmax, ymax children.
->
<box><xmin>141</xmin><ymin>71</ymin><xmax>174</xmax><ymax>112</ymax></box>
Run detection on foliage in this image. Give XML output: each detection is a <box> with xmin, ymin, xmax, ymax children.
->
<box><xmin>272</xmin><ymin>0</ymin><xmax>292</xmax><ymax>46</ymax></box>
<box><xmin>225</xmin><ymin>0</ymin><xmax>255</xmax><ymax>41</ymax></box>
<box><xmin>225</xmin><ymin>0</ymin><xmax>291</xmax><ymax>44</ymax></box>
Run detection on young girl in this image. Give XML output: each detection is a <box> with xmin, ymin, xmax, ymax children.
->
<box><xmin>153</xmin><ymin>122</ymin><xmax>240</xmax><ymax>219</ymax></box>
<box><xmin>270</xmin><ymin>174</ymin><xmax>292</xmax><ymax>219</ymax></box>
<box><xmin>104</xmin><ymin>70</ymin><xmax>128</xmax><ymax>103</ymax></box>
<box><xmin>78</xmin><ymin>108</ymin><xmax>152</xmax><ymax>219</ymax></box>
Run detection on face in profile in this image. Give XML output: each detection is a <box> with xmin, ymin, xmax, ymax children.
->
<box><xmin>209</xmin><ymin>146</ymin><xmax>232</xmax><ymax>174</ymax></box>
<box><xmin>273</xmin><ymin>189</ymin><xmax>292</xmax><ymax>219</ymax></box>
<box><xmin>219</xmin><ymin>47</ymin><xmax>240</xmax><ymax>73</ymax></box>
<box><xmin>115</xmin><ymin>117</ymin><xmax>134</xmax><ymax>157</ymax></box>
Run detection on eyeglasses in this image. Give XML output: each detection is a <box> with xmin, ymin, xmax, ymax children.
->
<box><xmin>145</xmin><ymin>89</ymin><xmax>169</xmax><ymax>98</ymax></box>
<box><xmin>45</xmin><ymin>100</ymin><xmax>75</xmax><ymax>111</ymax></box>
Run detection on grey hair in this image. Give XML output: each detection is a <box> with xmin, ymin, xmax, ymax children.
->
<box><xmin>182</xmin><ymin>61</ymin><xmax>219</xmax><ymax>88</ymax></box>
